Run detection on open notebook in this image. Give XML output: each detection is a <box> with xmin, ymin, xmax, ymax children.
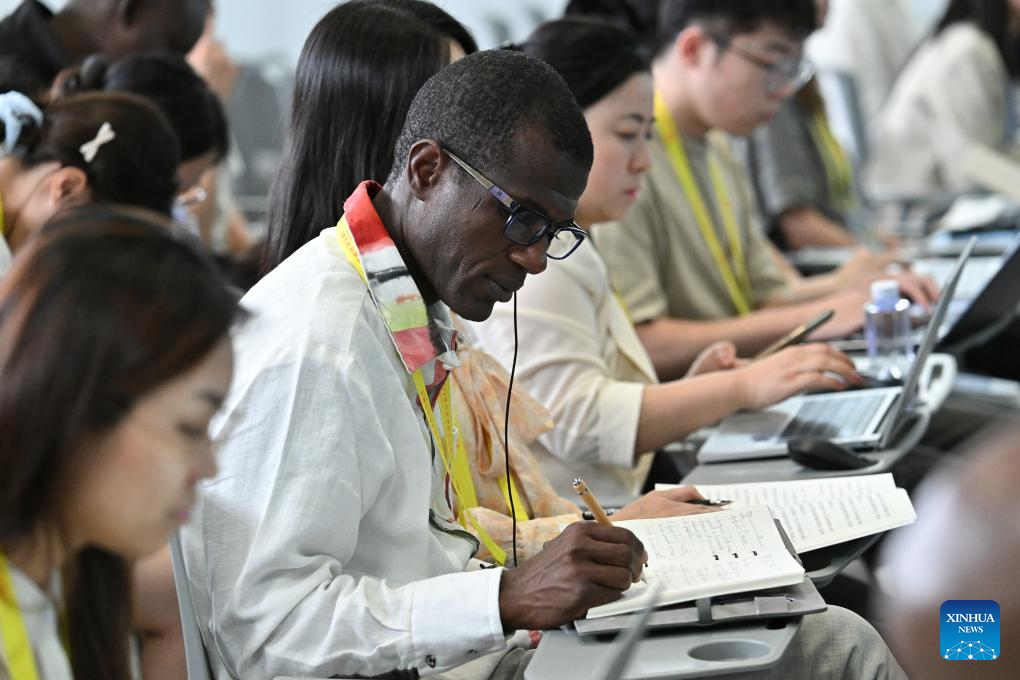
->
<box><xmin>586</xmin><ymin>506</ymin><xmax>804</xmax><ymax>619</ymax></box>
<box><xmin>658</xmin><ymin>474</ymin><xmax>916</xmax><ymax>553</ymax></box>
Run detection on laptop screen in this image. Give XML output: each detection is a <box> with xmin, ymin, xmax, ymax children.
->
<box><xmin>939</xmin><ymin>232</ymin><xmax>1020</xmax><ymax>349</ymax></box>
<box><xmin>878</xmin><ymin>237</ymin><xmax>977</xmax><ymax>447</ymax></box>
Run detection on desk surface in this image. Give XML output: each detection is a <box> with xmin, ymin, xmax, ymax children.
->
<box><xmin>682</xmin><ymin>420</ymin><xmax>924</xmax><ymax>485</ymax></box>
<box><xmin>525</xmin><ymin>619</ymin><xmax>802</xmax><ymax>680</ymax></box>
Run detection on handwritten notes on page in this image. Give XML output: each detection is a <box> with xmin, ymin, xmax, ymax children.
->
<box><xmin>585</xmin><ymin>506</ymin><xmax>803</xmax><ymax>619</ymax></box>
<box><xmin>658</xmin><ymin>474</ymin><xmax>917</xmax><ymax>553</ymax></box>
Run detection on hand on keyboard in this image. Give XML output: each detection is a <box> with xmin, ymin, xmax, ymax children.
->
<box><xmin>734</xmin><ymin>344</ymin><xmax>863</xmax><ymax>411</ymax></box>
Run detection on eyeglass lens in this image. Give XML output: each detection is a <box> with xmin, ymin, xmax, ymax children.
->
<box><xmin>505</xmin><ymin>209</ymin><xmax>581</xmax><ymax>259</ymax></box>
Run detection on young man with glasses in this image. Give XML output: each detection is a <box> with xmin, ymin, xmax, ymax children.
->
<box><xmin>593</xmin><ymin>0</ymin><xmax>937</xmax><ymax>380</ymax></box>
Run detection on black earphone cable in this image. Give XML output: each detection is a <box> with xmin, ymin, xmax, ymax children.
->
<box><xmin>505</xmin><ymin>293</ymin><xmax>519</xmax><ymax>567</ymax></box>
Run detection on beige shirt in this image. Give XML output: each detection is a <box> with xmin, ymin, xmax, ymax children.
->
<box><xmin>449</xmin><ymin>344</ymin><xmax>582</xmax><ymax>563</ymax></box>
<box><xmin>466</xmin><ymin>241</ymin><xmax>658</xmax><ymax>507</ymax></box>
<box><xmin>868</xmin><ymin>24</ymin><xmax>1009</xmax><ymax>195</ymax></box>
<box><xmin>593</xmin><ymin>131</ymin><xmax>789</xmax><ymax>324</ymax></box>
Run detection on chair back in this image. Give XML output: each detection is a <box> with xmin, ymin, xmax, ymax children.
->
<box><xmin>169</xmin><ymin>532</ymin><xmax>215</xmax><ymax>680</ymax></box>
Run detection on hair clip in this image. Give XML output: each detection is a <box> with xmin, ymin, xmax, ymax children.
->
<box><xmin>79</xmin><ymin>121</ymin><xmax>116</xmax><ymax>163</ymax></box>
<box><xmin>0</xmin><ymin>91</ymin><xmax>44</xmax><ymax>154</ymax></box>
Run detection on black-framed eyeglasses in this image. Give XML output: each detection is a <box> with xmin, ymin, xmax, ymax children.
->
<box><xmin>444</xmin><ymin>148</ymin><xmax>588</xmax><ymax>260</ymax></box>
<box><xmin>708</xmin><ymin>34</ymin><xmax>814</xmax><ymax>96</ymax></box>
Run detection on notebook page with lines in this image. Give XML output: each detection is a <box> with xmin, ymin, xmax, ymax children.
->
<box><xmin>658</xmin><ymin>474</ymin><xmax>917</xmax><ymax>553</ymax></box>
<box><xmin>585</xmin><ymin>506</ymin><xmax>804</xmax><ymax>619</ymax></box>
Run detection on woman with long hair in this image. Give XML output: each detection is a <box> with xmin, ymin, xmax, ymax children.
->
<box><xmin>261</xmin><ymin>0</ymin><xmax>477</xmax><ymax>275</ymax></box>
<box><xmin>0</xmin><ymin>206</ymin><xmax>241</xmax><ymax>679</ymax></box>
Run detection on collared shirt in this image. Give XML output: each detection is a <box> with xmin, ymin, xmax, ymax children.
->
<box><xmin>0</xmin><ymin>566</ymin><xmax>70</xmax><ymax>680</ymax></box>
<box><xmin>0</xmin><ymin>0</ymin><xmax>70</xmax><ymax>96</ymax></box>
<box><xmin>465</xmin><ymin>241</ymin><xmax>658</xmax><ymax>507</ymax></box>
<box><xmin>593</xmin><ymin>131</ymin><xmax>788</xmax><ymax>324</ymax></box>
<box><xmin>181</xmin><ymin>181</ymin><xmax>507</xmax><ymax>679</ymax></box>
<box><xmin>0</xmin><ymin>236</ymin><xmax>11</xmax><ymax>278</ymax></box>
<box><xmin>867</xmin><ymin>24</ymin><xmax>1011</xmax><ymax>195</ymax></box>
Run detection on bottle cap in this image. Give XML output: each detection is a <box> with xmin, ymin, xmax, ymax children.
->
<box><xmin>870</xmin><ymin>279</ymin><xmax>902</xmax><ymax>306</ymax></box>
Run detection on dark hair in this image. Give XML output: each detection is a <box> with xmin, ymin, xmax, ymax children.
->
<box><xmin>262</xmin><ymin>0</ymin><xmax>477</xmax><ymax>275</ymax></box>
<box><xmin>654</xmin><ymin>0</ymin><xmax>817</xmax><ymax>56</ymax></box>
<box><xmin>0</xmin><ymin>205</ymin><xmax>242</xmax><ymax>680</ymax></box>
<box><xmin>389</xmin><ymin>49</ymin><xmax>593</xmax><ymax>187</ymax></box>
<box><xmin>564</xmin><ymin>0</ymin><xmax>661</xmax><ymax>40</ymax></box>
<box><xmin>520</xmin><ymin>18</ymin><xmax>651</xmax><ymax>110</ymax></box>
<box><xmin>936</xmin><ymin>0</ymin><xmax>1020</xmax><ymax>77</ymax></box>
<box><xmin>60</xmin><ymin>52</ymin><xmax>230</xmax><ymax>162</ymax></box>
<box><xmin>0</xmin><ymin>91</ymin><xmax>181</xmax><ymax>214</ymax></box>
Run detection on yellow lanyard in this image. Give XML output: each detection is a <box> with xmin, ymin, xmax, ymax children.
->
<box><xmin>654</xmin><ymin>93</ymin><xmax>752</xmax><ymax>315</ymax></box>
<box><xmin>0</xmin><ymin>553</ymin><xmax>41</xmax><ymax>680</ymax></box>
<box><xmin>335</xmin><ymin>218</ymin><xmax>528</xmax><ymax>565</ymax></box>
<box><xmin>807</xmin><ymin>111</ymin><xmax>856</xmax><ymax>212</ymax></box>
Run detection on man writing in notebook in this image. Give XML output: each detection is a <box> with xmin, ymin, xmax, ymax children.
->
<box><xmin>593</xmin><ymin>0</ymin><xmax>937</xmax><ymax>380</ymax></box>
<box><xmin>182</xmin><ymin>49</ymin><xmax>903</xmax><ymax>679</ymax></box>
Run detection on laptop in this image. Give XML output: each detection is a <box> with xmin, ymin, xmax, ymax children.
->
<box><xmin>697</xmin><ymin>238</ymin><xmax>976</xmax><ymax>463</ymax></box>
<box><xmin>938</xmin><ymin>232</ymin><xmax>1020</xmax><ymax>349</ymax></box>
<box><xmin>831</xmin><ymin>232</ymin><xmax>1020</xmax><ymax>352</ymax></box>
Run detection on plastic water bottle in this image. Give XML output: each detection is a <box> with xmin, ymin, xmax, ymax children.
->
<box><xmin>864</xmin><ymin>280</ymin><xmax>914</xmax><ymax>381</ymax></box>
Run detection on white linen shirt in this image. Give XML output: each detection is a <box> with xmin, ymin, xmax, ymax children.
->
<box><xmin>0</xmin><ymin>567</ymin><xmax>71</xmax><ymax>680</ymax></box>
<box><xmin>181</xmin><ymin>226</ymin><xmax>507</xmax><ymax>679</ymax></box>
<box><xmin>465</xmin><ymin>240</ymin><xmax>657</xmax><ymax>507</ymax></box>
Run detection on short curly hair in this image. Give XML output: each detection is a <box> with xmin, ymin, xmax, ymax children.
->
<box><xmin>388</xmin><ymin>49</ymin><xmax>593</xmax><ymax>184</ymax></box>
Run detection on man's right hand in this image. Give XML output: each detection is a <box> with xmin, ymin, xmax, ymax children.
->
<box><xmin>498</xmin><ymin>522</ymin><xmax>646</xmax><ymax>631</ymax></box>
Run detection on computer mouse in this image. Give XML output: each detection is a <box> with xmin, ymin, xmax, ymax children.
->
<box><xmin>787</xmin><ymin>439</ymin><xmax>876</xmax><ymax>470</ymax></box>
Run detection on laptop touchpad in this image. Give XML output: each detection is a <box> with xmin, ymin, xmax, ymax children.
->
<box><xmin>717</xmin><ymin>410</ymin><xmax>792</xmax><ymax>439</ymax></box>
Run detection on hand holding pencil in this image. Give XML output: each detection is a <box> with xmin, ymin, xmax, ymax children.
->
<box><xmin>496</xmin><ymin>511</ymin><xmax>648</xmax><ymax>629</ymax></box>
<box><xmin>572</xmin><ymin>478</ymin><xmax>613</xmax><ymax>524</ymax></box>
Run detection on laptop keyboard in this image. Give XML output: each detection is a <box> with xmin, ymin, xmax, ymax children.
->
<box><xmin>780</xmin><ymin>394</ymin><xmax>888</xmax><ymax>440</ymax></box>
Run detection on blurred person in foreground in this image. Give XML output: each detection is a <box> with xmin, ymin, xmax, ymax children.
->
<box><xmin>880</xmin><ymin>424</ymin><xmax>1020</xmax><ymax>679</ymax></box>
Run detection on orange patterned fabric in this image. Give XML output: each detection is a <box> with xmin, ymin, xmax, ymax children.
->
<box><xmin>450</xmin><ymin>344</ymin><xmax>582</xmax><ymax>562</ymax></box>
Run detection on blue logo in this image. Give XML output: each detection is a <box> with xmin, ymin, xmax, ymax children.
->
<box><xmin>941</xmin><ymin>600</ymin><xmax>999</xmax><ymax>660</ymax></box>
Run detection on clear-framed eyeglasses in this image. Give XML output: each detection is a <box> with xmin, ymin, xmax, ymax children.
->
<box><xmin>709</xmin><ymin>34</ymin><xmax>815</xmax><ymax>96</ymax></box>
